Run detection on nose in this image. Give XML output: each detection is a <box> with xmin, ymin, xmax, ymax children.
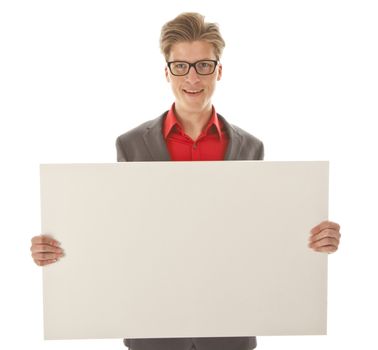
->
<box><xmin>185</xmin><ymin>66</ymin><xmax>200</xmax><ymax>84</ymax></box>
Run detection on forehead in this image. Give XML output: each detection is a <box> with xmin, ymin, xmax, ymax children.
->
<box><xmin>168</xmin><ymin>41</ymin><xmax>216</xmax><ymax>61</ymax></box>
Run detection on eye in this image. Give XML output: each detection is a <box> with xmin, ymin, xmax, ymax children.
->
<box><xmin>198</xmin><ymin>62</ymin><xmax>211</xmax><ymax>68</ymax></box>
<box><xmin>174</xmin><ymin>63</ymin><xmax>188</xmax><ymax>70</ymax></box>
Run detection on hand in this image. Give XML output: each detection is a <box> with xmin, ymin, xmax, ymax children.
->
<box><xmin>30</xmin><ymin>235</ymin><xmax>64</xmax><ymax>266</ymax></box>
<box><xmin>308</xmin><ymin>221</ymin><xmax>341</xmax><ymax>253</ymax></box>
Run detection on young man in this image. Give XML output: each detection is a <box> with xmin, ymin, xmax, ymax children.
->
<box><xmin>31</xmin><ymin>12</ymin><xmax>341</xmax><ymax>350</ymax></box>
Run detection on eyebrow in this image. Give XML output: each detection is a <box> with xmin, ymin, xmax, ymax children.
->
<box><xmin>168</xmin><ymin>58</ymin><xmax>216</xmax><ymax>62</ymax></box>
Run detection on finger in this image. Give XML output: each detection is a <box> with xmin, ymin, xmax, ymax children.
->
<box><xmin>32</xmin><ymin>252</ymin><xmax>64</xmax><ymax>261</ymax></box>
<box><xmin>309</xmin><ymin>237</ymin><xmax>339</xmax><ymax>250</ymax></box>
<box><xmin>34</xmin><ymin>258</ymin><xmax>58</xmax><ymax>266</ymax></box>
<box><xmin>31</xmin><ymin>250</ymin><xmax>63</xmax><ymax>261</ymax></box>
<box><xmin>30</xmin><ymin>244</ymin><xmax>63</xmax><ymax>254</ymax></box>
<box><xmin>311</xmin><ymin>221</ymin><xmax>340</xmax><ymax>235</ymax></box>
<box><xmin>309</xmin><ymin>228</ymin><xmax>341</xmax><ymax>243</ymax></box>
<box><xmin>31</xmin><ymin>235</ymin><xmax>61</xmax><ymax>247</ymax></box>
<box><xmin>311</xmin><ymin>245</ymin><xmax>338</xmax><ymax>254</ymax></box>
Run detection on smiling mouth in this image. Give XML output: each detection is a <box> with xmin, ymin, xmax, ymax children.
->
<box><xmin>183</xmin><ymin>89</ymin><xmax>204</xmax><ymax>95</ymax></box>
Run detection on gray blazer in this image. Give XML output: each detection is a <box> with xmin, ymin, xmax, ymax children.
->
<box><xmin>116</xmin><ymin>112</ymin><xmax>264</xmax><ymax>350</ymax></box>
<box><xmin>116</xmin><ymin>112</ymin><xmax>264</xmax><ymax>162</ymax></box>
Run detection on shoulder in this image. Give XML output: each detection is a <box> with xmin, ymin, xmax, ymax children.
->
<box><xmin>115</xmin><ymin>112</ymin><xmax>168</xmax><ymax>162</ymax></box>
<box><xmin>218</xmin><ymin>113</ymin><xmax>264</xmax><ymax>160</ymax></box>
<box><xmin>231</xmin><ymin>124</ymin><xmax>264</xmax><ymax>160</ymax></box>
<box><xmin>219</xmin><ymin>113</ymin><xmax>263</xmax><ymax>146</ymax></box>
<box><xmin>116</xmin><ymin>112</ymin><xmax>167</xmax><ymax>144</ymax></box>
<box><xmin>230</xmin><ymin>123</ymin><xmax>263</xmax><ymax>145</ymax></box>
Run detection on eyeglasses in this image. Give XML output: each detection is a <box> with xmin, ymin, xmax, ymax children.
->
<box><xmin>166</xmin><ymin>60</ymin><xmax>219</xmax><ymax>76</ymax></box>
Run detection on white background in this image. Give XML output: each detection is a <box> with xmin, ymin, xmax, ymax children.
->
<box><xmin>0</xmin><ymin>0</ymin><xmax>377</xmax><ymax>349</ymax></box>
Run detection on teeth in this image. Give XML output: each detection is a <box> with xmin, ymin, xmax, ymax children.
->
<box><xmin>184</xmin><ymin>89</ymin><xmax>203</xmax><ymax>94</ymax></box>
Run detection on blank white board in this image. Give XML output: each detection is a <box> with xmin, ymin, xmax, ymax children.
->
<box><xmin>40</xmin><ymin>161</ymin><xmax>328</xmax><ymax>340</ymax></box>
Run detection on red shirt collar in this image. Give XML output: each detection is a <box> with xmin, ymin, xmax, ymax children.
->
<box><xmin>163</xmin><ymin>103</ymin><xmax>223</xmax><ymax>140</ymax></box>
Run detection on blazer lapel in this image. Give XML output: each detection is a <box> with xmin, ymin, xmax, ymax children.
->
<box><xmin>142</xmin><ymin>113</ymin><xmax>171</xmax><ymax>161</ymax></box>
<box><xmin>218</xmin><ymin>114</ymin><xmax>242</xmax><ymax>160</ymax></box>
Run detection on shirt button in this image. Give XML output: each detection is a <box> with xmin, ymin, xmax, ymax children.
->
<box><xmin>193</xmin><ymin>143</ymin><xmax>197</xmax><ymax>149</ymax></box>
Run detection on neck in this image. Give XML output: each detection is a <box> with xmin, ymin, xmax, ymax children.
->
<box><xmin>174</xmin><ymin>104</ymin><xmax>213</xmax><ymax>141</ymax></box>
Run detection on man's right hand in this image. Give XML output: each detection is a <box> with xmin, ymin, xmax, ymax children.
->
<box><xmin>30</xmin><ymin>235</ymin><xmax>64</xmax><ymax>266</ymax></box>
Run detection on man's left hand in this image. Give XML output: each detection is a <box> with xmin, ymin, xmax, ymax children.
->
<box><xmin>308</xmin><ymin>221</ymin><xmax>341</xmax><ymax>253</ymax></box>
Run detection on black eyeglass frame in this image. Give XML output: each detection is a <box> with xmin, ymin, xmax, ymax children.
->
<box><xmin>166</xmin><ymin>60</ymin><xmax>219</xmax><ymax>76</ymax></box>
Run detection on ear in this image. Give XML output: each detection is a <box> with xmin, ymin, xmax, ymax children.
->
<box><xmin>165</xmin><ymin>66</ymin><xmax>170</xmax><ymax>82</ymax></box>
<box><xmin>217</xmin><ymin>63</ymin><xmax>222</xmax><ymax>81</ymax></box>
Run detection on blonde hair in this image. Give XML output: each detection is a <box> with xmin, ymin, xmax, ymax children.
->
<box><xmin>160</xmin><ymin>12</ymin><xmax>225</xmax><ymax>61</ymax></box>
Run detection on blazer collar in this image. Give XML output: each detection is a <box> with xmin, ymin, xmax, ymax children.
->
<box><xmin>143</xmin><ymin>112</ymin><xmax>242</xmax><ymax>161</ymax></box>
<box><xmin>143</xmin><ymin>112</ymin><xmax>171</xmax><ymax>161</ymax></box>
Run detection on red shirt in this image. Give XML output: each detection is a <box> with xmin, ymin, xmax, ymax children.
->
<box><xmin>163</xmin><ymin>104</ymin><xmax>229</xmax><ymax>161</ymax></box>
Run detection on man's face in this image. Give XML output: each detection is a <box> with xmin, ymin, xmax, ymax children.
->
<box><xmin>165</xmin><ymin>41</ymin><xmax>222</xmax><ymax>114</ymax></box>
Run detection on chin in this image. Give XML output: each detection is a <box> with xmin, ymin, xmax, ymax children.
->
<box><xmin>184</xmin><ymin>102</ymin><xmax>207</xmax><ymax>112</ymax></box>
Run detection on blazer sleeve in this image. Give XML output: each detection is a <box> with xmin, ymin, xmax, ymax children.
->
<box><xmin>115</xmin><ymin>136</ymin><xmax>128</xmax><ymax>162</ymax></box>
<box><xmin>257</xmin><ymin>141</ymin><xmax>264</xmax><ymax>160</ymax></box>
